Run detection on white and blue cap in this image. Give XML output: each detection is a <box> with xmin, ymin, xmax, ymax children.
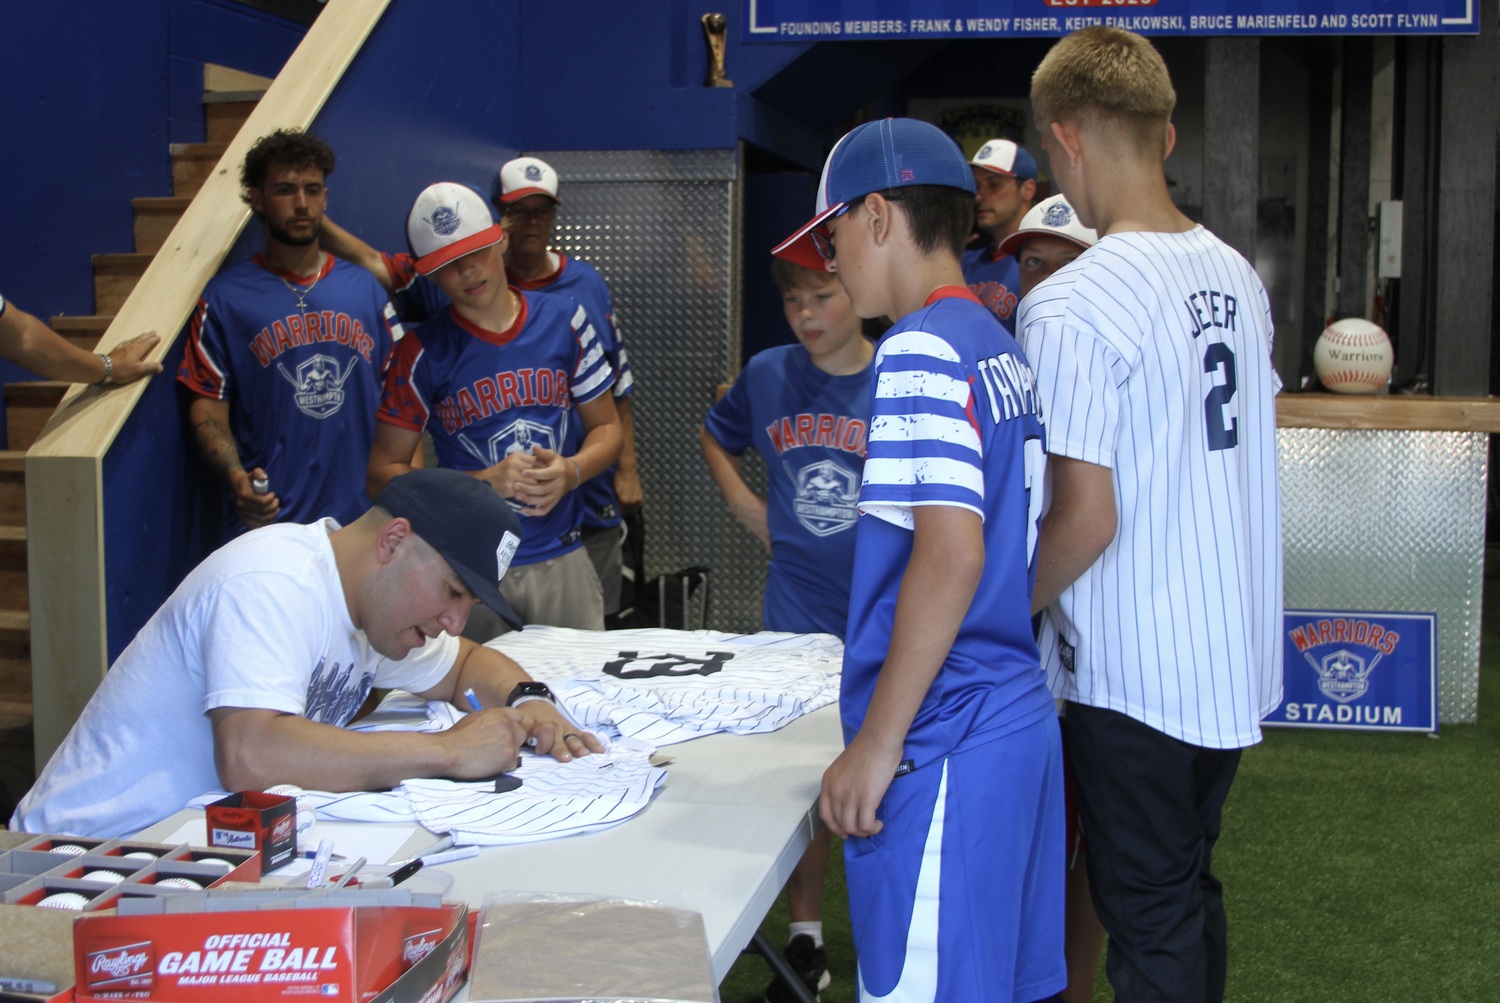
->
<box><xmin>492</xmin><ymin>156</ymin><xmax>561</xmax><ymax>205</ymax></box>
<box><xmin>997</xmin><ymin>194</ymin><xmax>1099</xmax><ymax>258</ymax></box>
<box><xmin>406</xmin><ymin>182</ymin><xmax>505</xmax><ymax>275</ymax></box>
<box><xmin>376</xmin><ymin>468</ymin><xmax>524</xmax><ymax>629</ymax></box>
<box><xmin>970</xmin><ymin>137</ymin><xmax>1038</xmax><ymax>181</ymax></box>
<box><xmin>772</xmin><ymin>118</ymin><xmax>977</xmax><ymax>270</ymax></box>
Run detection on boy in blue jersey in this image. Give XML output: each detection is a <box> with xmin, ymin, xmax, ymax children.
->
<box><xmin>773</xmin><ymin>118</ymin><xmax>1064</xmax><ymax>1003</ymax></box>
<box><xmin>367</xmin><ymin>183</ymin><xmax>622</xmax><ymax>637</ymax></box>
<box><xmin>320</xmin><ymin>158</ymin><xmax>641</xmax><ymax>616</ymax></box>
<box><xmin>700</xmin><ymin>256</ymin><xmax>872</xmax><ymax>1001</ymax></box>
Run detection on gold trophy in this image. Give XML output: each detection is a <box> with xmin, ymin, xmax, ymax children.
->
<box><xmin>702</xmin><ymin>13</ymin><xmax>733</xmax><ymax>88</ymax></box>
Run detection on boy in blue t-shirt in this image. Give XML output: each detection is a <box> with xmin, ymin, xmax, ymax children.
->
<box><xmin>700</xmin><ymin>257</ymin><xmax>872</xmax><ymax>1001</ymax></box>
<box><xmin>772</xmin><ymin>117</ymin><xmax>1064</xmax><ymax>1003</ymax></box>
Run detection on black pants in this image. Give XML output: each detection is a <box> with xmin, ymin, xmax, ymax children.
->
<box><xmin>1064</xmin><ymin>702</ymin><xmax>1242</xmax><ymax>1003</ymax></box>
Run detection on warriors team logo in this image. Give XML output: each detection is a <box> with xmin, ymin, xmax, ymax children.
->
<box><xmin>1043</xmin><ymin>201</ymin><xmax>1074</xmax><ymax>228</ymax></box>
<box><xmin>1311</xmin><ymin>649</ymin><xmax>1379</xmax><ymax>703</ymax></box>
<box><xmin>524</xmin><ymin>164</ymin><xmax>543</xmax><ymax>182</ymax></box>
<box><xmin>1274</xmin><ymin>610</ymin><xmax>1435</xmax><ymax>732</ymax></box>
<box><xmin>277</xmin><ymin>353</ymin><xmax>358</xmax><ymax>419</ymax></box>
<box><xmin>424</xmin><ymin>203</ymin><xmax>462</xmax><ymax>237</ymax></box>
<box><xmin>458</xmin><ymin>419</ymin><xmax>564</xmax><ymax>510</ymax></box>
<box><xmin>791</xmin><ymin>459</ymin><xmax>859</xmax><ymax>537</ymax></box>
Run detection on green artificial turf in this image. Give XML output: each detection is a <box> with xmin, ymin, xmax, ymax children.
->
<box><xmin>719</xmin><ymin>569</ymin><xmax>1500</xmax><ymax>1002</ymax></box>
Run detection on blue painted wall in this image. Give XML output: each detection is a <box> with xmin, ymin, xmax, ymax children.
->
<box><xmin>9</xmin><ymin>0</ymin><xmax>886</xmax><ymax>658</ymax></box>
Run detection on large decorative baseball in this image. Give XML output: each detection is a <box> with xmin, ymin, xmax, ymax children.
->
<box><xmin>1314</xmin><ymin>319</ymin><xmax>1392</xmax><ymax>394</ymax></box>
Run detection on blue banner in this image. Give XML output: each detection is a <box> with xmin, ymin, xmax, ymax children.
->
<box><xmin>1265</xmin><ymin>610</ymin><xmax>1437</xmax><ymax>733</ymax></box>
<box><xmin>744</xmin><ymin>0</ymin><xmax>1479</xmax><ymax>39</ymax></box>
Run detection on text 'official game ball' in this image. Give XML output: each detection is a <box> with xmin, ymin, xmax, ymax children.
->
<box><xmin>1314</xmin><ymin>319</ymin><xmax>1392</xmax><ymax>394</ymax></box>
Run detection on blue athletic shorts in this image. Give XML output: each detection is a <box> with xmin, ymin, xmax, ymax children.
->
<box><xmin>845</xmin><ymin>714</ymin><xmax>1066</xmax><ymax>1002</ymax></box>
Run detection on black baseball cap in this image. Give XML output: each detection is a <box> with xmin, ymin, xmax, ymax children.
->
<box><xmin>375</xmin><ymin>469</ymin><xmax>524</xmax><ymax>629</ymax></box>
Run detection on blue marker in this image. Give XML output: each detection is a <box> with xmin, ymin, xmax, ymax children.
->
<box><xmin>463</xmin><ymin>688</ymin><xmax>483</xmax><ymax>712</ymax></box>
<box><xmin>306</xmin><ymin>838</ymin><xmax>334</xmax><ymax>889</ymax></box>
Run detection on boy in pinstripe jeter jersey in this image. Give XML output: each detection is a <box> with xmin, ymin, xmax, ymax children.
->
<box><xmin>1022</xmin><ymin>27</ymin><xmax>1284</xmax><ymax>1003</ymax></box>
<box><xmin>775</xmin><ymin>117</ymin><xmax>1064</xmax><ymax>1003</ymax></box>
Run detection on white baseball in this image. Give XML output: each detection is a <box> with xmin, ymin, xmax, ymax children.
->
<box><xmin>82</xmin><ymin>870</ymin><xmax>127</xmax><ymax>884</ymax></box>
<box><xmin>156</xmin><ymin>876</ymin><xmax>203</xmax><ymax>890</ymax></box>
<box><xmin>264</xmin><ymin>783</ymin><xmax>317</xmax><ymax>848</ymax></box>
<box><xmin>122</xmin><ymin>851</ymin><xmax>159</xmax><ymax>860</ymax></box>
<box><xmin>1314</xmin><ymin>318</ymin><xmax>1392</xmax><ymax>394</ymax></box>
<box><xmin>195</xmin><ymin>857</ymin><xmax>235</xmax><ymax>872</ymax></box>
<box><xmin>50</xmin><ymin>843</ymin><xmax>88</xmax><ymax>855</ymax></box>
<box><xmin>37</xmin><ymin>892</ymin><xmax>89</xmax><ymax>910</ymax></box>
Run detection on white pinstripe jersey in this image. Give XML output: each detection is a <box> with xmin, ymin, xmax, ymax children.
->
<box><xmin>1019</xmin><ymin>226</ymin><xmax>1283</xmax><ymax>749</ymax></box>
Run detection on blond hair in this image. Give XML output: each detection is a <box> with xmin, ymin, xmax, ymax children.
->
<box><xmin>1031</xmin><ymin>27</ymin><xmax>1176</xmax><ymax>153</ymax></box>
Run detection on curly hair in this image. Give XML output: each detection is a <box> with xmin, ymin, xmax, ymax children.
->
<box><xmin>240</xmin><ymin>129</ymin><xmax>336</xmax><ymax>205</ymax></box>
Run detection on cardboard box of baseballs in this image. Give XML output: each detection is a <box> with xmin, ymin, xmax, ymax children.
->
<box><xmin>0</xmin><ymin>834</ymin><xmax>259</xmax><ymax>1002</ymax></box>
<box><xmin>70</xmin><ymin>889</ymin><xmax>468</xmax><ymax>1003</ymax></box>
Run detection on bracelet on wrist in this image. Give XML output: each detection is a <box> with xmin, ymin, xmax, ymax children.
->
<box><xmin>568</xmin><ymin>457</ymin><xmax>582</xmax><ymax>491</ymax></box>
<box><xmin>96</xmin><ymin>353</ymin><xmax>113</xmax><ymax>385</ymax></box>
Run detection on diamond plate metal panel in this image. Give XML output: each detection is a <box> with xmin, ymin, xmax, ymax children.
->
<box><xmin>1278</xmin><ymin>428</ymin><xmax>1485</xmax><ymax>723</ymax></box>
<box><xmin>534</xmin><ymin>149</ymin><xmax>768</xmax><ymax>632</ymax></box>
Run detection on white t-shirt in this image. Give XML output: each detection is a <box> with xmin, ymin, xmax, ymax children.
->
<box><xmin>13</xmin><ymin>520</ymin><xmax>458</xmax><ymax>836</ymax></box>
<box><xmin>1020</xmin><ymin>227</ymin><xmax>1284</xmax><ymax>750</ymax></box>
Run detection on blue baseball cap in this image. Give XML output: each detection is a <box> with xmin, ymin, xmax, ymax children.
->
<box><xmin>376</xmin><ymin>468</ymin><xmax>524</xmax><ymax>629</ymax></box>
<box><xmin>772</xmin><ymin>118</ymin><xmax>977</xmax><ymax>270</ymax></box>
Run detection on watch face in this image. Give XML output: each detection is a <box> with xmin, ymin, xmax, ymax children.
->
<box><xmin>507</xmin><ymin>681</ymin><xmax>554</xmax><ymax>706</ymax></box>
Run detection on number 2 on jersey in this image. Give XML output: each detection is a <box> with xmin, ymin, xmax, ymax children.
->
<box><xmin>1203</xmin><ymin>342</ymin><xmax>1238</xmax><ymax>451</ymax></box>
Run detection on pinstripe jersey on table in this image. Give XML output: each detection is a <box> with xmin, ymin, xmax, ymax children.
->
<box><xmin>1019</xmin><ymin>226</ymin><xmax>1283</xmax><ymax>749</ymax></box>
<box><xmin>487</xmin><ymin>626</ymin><xmax>842</xmax><ymax>745</ymax></box>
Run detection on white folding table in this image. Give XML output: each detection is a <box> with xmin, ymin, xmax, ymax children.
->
<box><xmin>136</xmin><ymin>704</ymin><xmax>844</xmax><ymax>986</ymax></box>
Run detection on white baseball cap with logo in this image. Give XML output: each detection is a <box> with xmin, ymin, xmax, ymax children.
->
<box><xmin>493</xmin><ymin>156</ymin><xmax>561</xmax><ymax>205</ymax></box>
<box><xmin>997</xmin><ymin>194</ymin><xmax>1099</xmax><ymax>258</ymax></box>
<box><xmin>970</xmin><ymin>137</ymin><xmax>1038</xmax><ymax>181</ymax></box>
<box><xmin>405</xmin><ymin>182</ymin><xmax>505</xmax><ymax>276</ymax></box>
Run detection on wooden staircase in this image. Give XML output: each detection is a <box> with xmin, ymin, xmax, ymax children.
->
<box><xmin>0</xmin><ymin>83</ymin><xmax>263</xmax><ymax>816</ymax></box>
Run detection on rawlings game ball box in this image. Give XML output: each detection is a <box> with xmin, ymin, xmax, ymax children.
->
<box><xmin>71</xmin><ymin>892</ymin><xmax>468</xmax><ymax>1003</ymax></box>
<box><xmin>204</xmin><ymin>791</ymin><xmax>298</xmax><ymax>873</ymax></box>
<box><xmin>0</xmin><ymin>835</ymin><xmax>259</xmax><ymax>1002</ymax></box>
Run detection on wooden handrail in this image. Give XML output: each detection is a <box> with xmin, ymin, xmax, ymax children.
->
<box><xmin>24</xmin><ymin>0</ymin><xmax>394</xmax><ymax>762</ymax></box>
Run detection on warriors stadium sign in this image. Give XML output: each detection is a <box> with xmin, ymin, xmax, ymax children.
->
<box><xmin>1267</xmin><ymin>610</ymin><xmax>1437</xmax><ymax>733</ymax></box>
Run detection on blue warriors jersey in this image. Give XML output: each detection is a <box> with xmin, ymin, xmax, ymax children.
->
<box><xmin>842</xmin><ymin>287</ymin><xmax>1054</xmax><ymax>766</ymax></box>
<box><xmin>961</xmin><ymin>245</ymin><xmax>1021</xmax><ymax>333</ymax></box>
<box><xmin>512</xmin><ymin>255</ymin><xmax>634</xmax><ymax>532</ymax></box>
<box><xmin>381</xmin><ymin>250</ymin><xmax>449</xmax><ymax>326</ymax></box>
<box><xmin>703</xmin><ymin>344</ymin><xmax>870</xmax><ymax>637</ymax></box>
<box><xmin>178</xmin><ymin>254</ymin><xmax>402</xmax><ymax>535</ymax></box>
<box><xmin>377</xmin><ymin>289</ymin><xmax>615</xmax><ymax>566</ymax></box>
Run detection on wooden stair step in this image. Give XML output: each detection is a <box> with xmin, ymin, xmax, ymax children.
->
<box><xmin>0</xmin><ymin>610</ymin><xmax>28</xmax><ymax>639</ymax></box>
<box><xmin>132</xmin><ymin>196</ymin><xmax>192</xmax><ymax>255</ymax></box>
<box><xmin>204</xmin><ymin>90</ymin><xmax>265</xmax><ymax>145</ymax></box>
<box><xmin>46</xmin><ymin>315</ymin><xmax>111</xmax><ymax>352</ymax></box>
<box><xmin>5</xmin><ymin>382</ymin><xmax>67</xmax><ymax>452</ymax></box>
<box><xmin>170</xmin><ymin>142</ymin><xmax>229</xmax><ymax>198</ymax></box>
<box><xmin>0</xmin><ymin>451</ymin><xmax>24</xmax><ymax>528</ymax></box>
<box><xmin>92</xmin><ymin>253</ymin><xmax>153</xmax><ymax>316</ymax></box>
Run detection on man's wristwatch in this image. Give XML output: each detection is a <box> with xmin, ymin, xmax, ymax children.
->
<box><xmin>505</xmin><ymin>681</ymin><xmax>556</xmax><ymax>708</ymax></box>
